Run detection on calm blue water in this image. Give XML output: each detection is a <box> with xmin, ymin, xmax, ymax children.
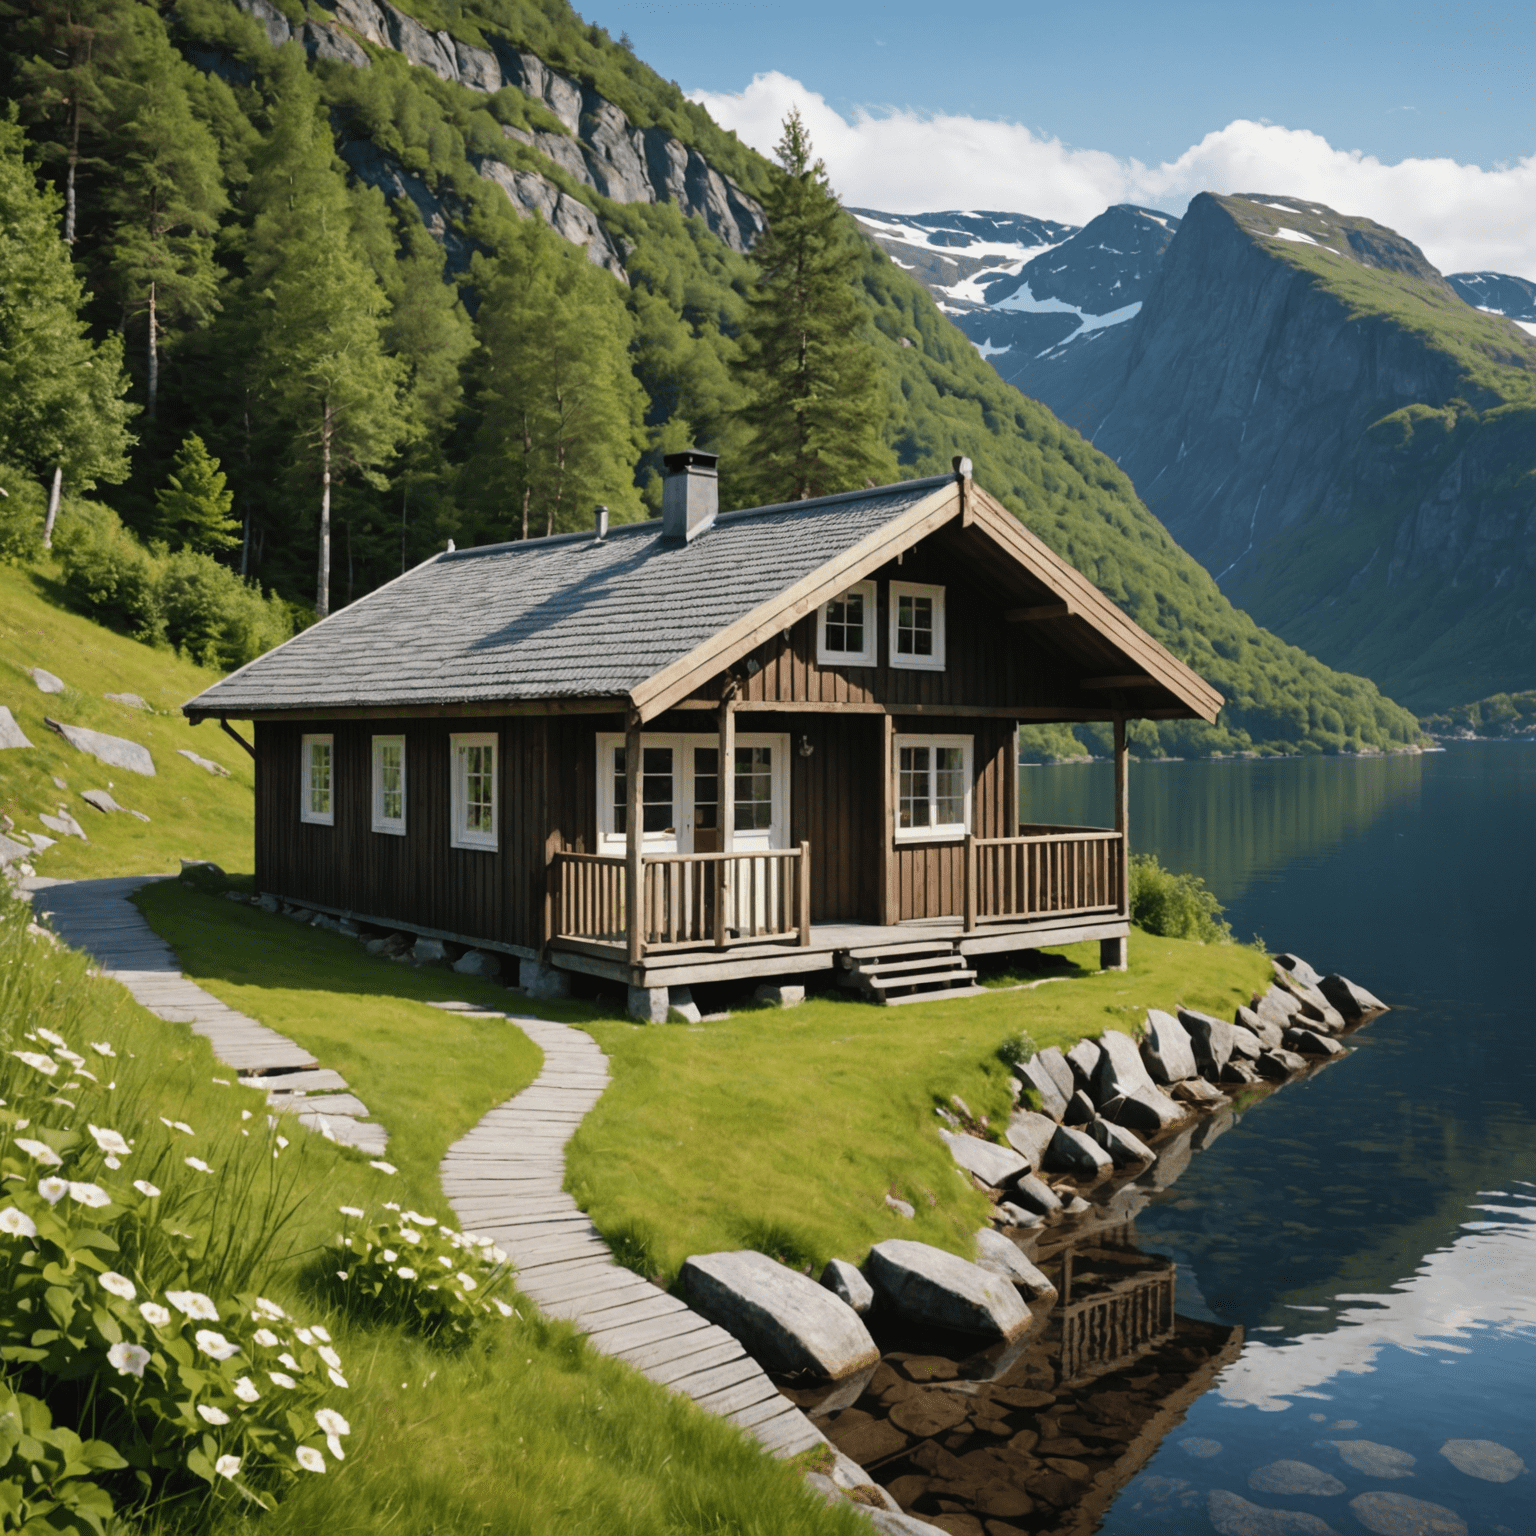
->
<box><xmin>1024</xmin><ymin>743</ymin><xmax>1536</xmax><ymax>1534</ymax></box>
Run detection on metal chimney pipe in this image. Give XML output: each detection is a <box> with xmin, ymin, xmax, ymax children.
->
<box><xmin>661</xmin><ymin>449</ymin><xmax>720</xmax><ymax>543</ymax></box>
<box><xmin>594</xmin><ymin>504</ymin><xmax>609</xmax><ymax>541</ymax></box>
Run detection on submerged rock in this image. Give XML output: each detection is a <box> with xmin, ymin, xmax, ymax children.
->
<box><xmin>1348</xmin><ymin>1491</ymin><xmax>1465</xmax><ymax>1536</ymax></box>
<box><xmin>973</xmin><ymin>1228</ymin><xmax>1055</xmax><ymax>1298</ymax></box>
<box><xmin>865</xmin><ymin>1238</ymin><xmax>1032</xmax><ymax>1339</ymax></box>
<box><xmin>1208</xmin><ymin>1489</ymin><xmax>1341</xmax><ymax>1536</ymax></box>
<box><xmin>1438</xmin><ymin>1438</ymin><xmax>1525</xmax><ymax>1482</ymax></box>
<box><xmin>682</xmin><ymin>1250</ymin><xmax>879</xmax><ymax>1379</ymax></box>
<box><xmin>1331</xmin><ymin>1440</ymin><xmax>1416</xmax><ymax>1478</ymax></box>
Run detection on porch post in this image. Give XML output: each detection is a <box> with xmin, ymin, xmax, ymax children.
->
<box><xmin>1102</xmin><ymin>715</ymin><xmax>1130</xmax><ymax>971</ymax></box>
<box><xmin>715</xmin><ymin>694</ymin><xmax>735</xmax><ymax>948</ymax></box>
<box><xmin>879</xmin><ymin>713</ymin><xmax>896</xmax><ymax>925</ymax></box>
<box><xmin>1007</xmin><ymin>721</ymin><xmax>1021</xmax><ymax>837</ymax></box>
<box><xmin>625</xmin><ymin>709</ymin><xmax>644</xmax><ymax>967</ymax></box>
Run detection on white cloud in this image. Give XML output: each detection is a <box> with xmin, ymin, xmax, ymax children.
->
<box><xmin>692</xmin><ymin>71</ymin><xmax>1536</xmax><ymax>279</ymax></box>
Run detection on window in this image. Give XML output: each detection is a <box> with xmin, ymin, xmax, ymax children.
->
<box><xmin>596</xmin><ymin>733</ymin><xmax>788</xmax><ymax>851</ymax></box>
<box><xmin>894</xmin><ymin>734</ymin><xmax>972</xmax><ymax>841</ymax></box>
<box><xmin>300</xmin><ymin>734</ymin><xmax>333</xmax><ymax>825</ymax></box>
<box><xmin>372</xmin><ymin>736</ymin><xmax>406</xmax><ymax>835</ymax></box>
<box><xmin>889</xmin><ymin>581</ymin><xmax>946</xmax><ymax>671</ymax></box>
<box><xmin>816</xmin><ymin>579</ymin><xmax>877</xmax><ymax>667</ymax></box>
<box><xmin>451</xmin><ymin>733</ymin><xmax>498</xmax><ymax>850</ymax></box>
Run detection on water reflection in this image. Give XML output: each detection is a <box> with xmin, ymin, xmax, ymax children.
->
<box><xmin>1019</xmin><ymin>752</ymin><xmax>1425</xmax><ymax>902</ymax></box>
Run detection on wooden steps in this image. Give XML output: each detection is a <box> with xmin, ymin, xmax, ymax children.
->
<box><xmin>839</xmin><ymin>940</ymin><xmax>986</xmax><ymax>1005</ymax></box>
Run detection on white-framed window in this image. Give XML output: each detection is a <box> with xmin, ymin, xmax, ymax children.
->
<box><xmin>371</xmin><ymin>735</ymin><xmax>406</xmax><ymax>835</ymax></box>
<box><xmin>816</xmin><ymin>579</ymin><xmax>878</xmax><ymax>667</ymax></box>
<box><xmin>889</xmin><ymin>581</ymin><xmax>946</xmax><ymax>671</ymax></box>
<box><xmin>450</xmin><ymin>733</ymin><xmax>498</xmax><ymax>851</ymax></box>
<box><xmin>596</xmin><ymin>733</ymin><xmax>790</xmax><ymax>853</ymax></box>
<box><xmin>894</xmin><ymin>734</ymin><xmax>972</xmax><ymax>841</ymax></box>
<box><xmin>300</xmin><ymin>734</ymin><xmax>334</xmax><ymax>826</ymax></box>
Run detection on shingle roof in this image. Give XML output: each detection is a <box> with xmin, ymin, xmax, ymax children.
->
<box><xmin>185</xmin><ymin>478</ymin><xmax>951</xmax><ymax>716</ymax></box>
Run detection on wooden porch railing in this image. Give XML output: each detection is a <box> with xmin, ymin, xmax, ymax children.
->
<box><xmin>963</xmin><ymin>827</ymin><xmax>1124</xmax><ymax>931</ymax></box>
<box><xmin>551</xmin><ymin>844</ymin><xmax>811</xmax><ymax>955</ymax></box>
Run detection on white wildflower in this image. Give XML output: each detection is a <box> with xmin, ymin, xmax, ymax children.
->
<box><xmin>194</xmin><ymin>1330</ymin><xmax>239</xmax><ymax>1361</ymax></box>
<box><xmin>15</xmin><ymin>1138</ymin><xmax>62</xmax><ymax>1168</ymax></box>
<box><xmin>36</xmin><ymin>1028</ymin><xmax>66</xmax><ymax>1047</ymax></box>
<box><xmin>133</xmin><ymin>1180</ymin><xmax>161</xmax><ymax>1198</ymax></box>
<box><xmin>370</xmin><ymin>1160</ymin><xmax>397</xmax><ymax>1175</ymax></box>
<box><xmin>457</xmin><ymin>1272</ymin><xmax>477</xmax><ymax>1291</ymax></box>
<box><xmin>107</xmin><ymin>1342</ymin><xmax>150</xmax><ymax>1378</ymax></box>
<box><xmin>338</xmin><ymin>1206</ymin><xmax>364</xmax><ymax>1219</ymax></box>
<box><xmin>0</xmin><ymin>1207</ymin><xmax>37</xmax><ymax>1238</ymax></box>
<box><xmin>212</xmin><ymin>1077</ymin><xmax>229</xmax><ymax>1086</ymax></box>
<box><xmin>315</xmin><ymin>1408</ymin><xmax>350</xmax><ymax>1438</ymax></box>
<box><xmin>197</xmin><ymin>1404</ymin><xmax>231</xmax><ymax>1425</ymax></box>
<box><xmin>167</xmin><ymin>1290</ymin><xmax>220</xmax><ymax>1321</ymax></box>
<box><xmin>215</xmin><ymin>1454</ymin><xmax>241</xmax><ymax>1480</ymax></box>
<box><xmin>268</xmin><ymin>1371</ymin><xmax>296</xmax><ymax>1389</ymax></box>
<box><xmin>38</xmin><ymin>1177</ymin><xmax>67</xmax><ymax>1205</ymax></box>
<box><xmin>252</xmin><ymin>1328</ymin><xmax>280</xmax><ymax>1348</ymax></box>
<box><xmin>311</xmin><ymin>1325</ymin><xmax>331</xmax><ymax>1343</ymax></box>
<box><xmin>91</xmin><ymin>1041</ymin><xmax>116</xmax><ymax>1058</ymax></box>
<box><xmin>254</xmin><ymin>1297</ymin><xmax>286</xmax><ymax>1320</ymax></box>
<box><xmin>139</xmin><ymin>1302</ymin><xmax>172</xmax><ymax>1327</ymax></box>
<box><xmin>56</xmin><ymin>1048</ymin><xmax>85</xmax><ymax>1067</ymax></box>
<box><xmin>233</xmin><ymin>1377</ymin><xmax>260</xmax><ymax>1403</ymax></box>
<box><xmin>99</xmin><ymin>1271</ymin><xmax>136</xmax><ymax>1300</ymax></box>
<box><xmin>336</xmin><ymin>1270</ymin><xmax>349</xmax><ymax>1281</ymax></box>
<box><xmin>437</xmin><ymin>1256</ymin><xmax>452</xmax><ymax>1269</ymax></box>
<box><xmin>326</xmin><ymin>1434</ymin><xmax>346</xmax><ymax>1459</ymax></box>
<box><xmin>104</xmin><ymin>1156</ymin><xmax>121</xmax><ymax>1170</ymax></box>
<box><xmin>317</xmin><ymin>1345</ymin><xmax>341</xmax><ymax>1370</ymax></box>
<box><xmin>275</xmin><ymin>1136</ymin><xmax>289</xmax><ymax>1150</ymax></box>
<box><xmin>295</xmin><ymin>1446</ymin><xmax>325</xmax><ymax>1474</ymax></box>
<box><xmin>400</xmin><ymin>1210</ymin><xmax>436</xmax><ymax>1227</ymax></box>
<box><xmin>492</xmin><ymin>1299</ymin><xmax>514</xmax><ymax>1318</ymax></box>
<box><xmin>399</xmin><ymin>1228</ymin><xmax>422</xmax><ymax>1244</ymax></box>
<box><xmin>279</xmin><ymin>1352</ymin><xmax>300</xmax><ymax>1371</ymax></box>
<box><xmin>241</xmin><ymin>1110</ymin><xmax>252</xmax><ymax>1121</ymax></box>
<box><xmin>184</xmin><ymin>1156</ymin><xmax>212</xmax><ymax>1174</ymax></box>
<box><xmin>381</xmin><ymin>1249</ymin><xmax>398</xmax><ymax>1263</ymax></box>
<box><xmin>396</xmin><ymin>1266</ymin><xmax>417</xmax><ymax>1280</ymax></box>
<box><xmin>75</xmin><ymin>1067</ymin><xmax>97</xmax><ymax>1082</ymax></box>
<box><xmin>11</xmin><ymin>1052</ymin><xmax>57</xmax><ymax>1076</ymax></box>
<box><xmin>382</xmin><ymin>1201</ymin><xmax>401</xmax><ymax>1211</ymax></box>
<box><xmin>88</xmin><ymin>1124</ymin><xmax>131</xmax><ymax>1157</ymax></box>
<box><xmin>68</xmin><ymin>1182</ymin><xmax>111</xmax><ymax>1208</ymax></box>
<box><xmin>294</xmin><ymin>1327</ymin><xmax>314</xmax><ymax>1346</ymax></box>
<box><xmin>327</xmin><ymin>1367</ymin><xmax>348</xmax><ymax>1388</ymax></box>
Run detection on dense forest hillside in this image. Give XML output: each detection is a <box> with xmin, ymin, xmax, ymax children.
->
<box><xmin>0</xmin><ymin>0</ymin><xmax>1425</xmax><ymax>756</ymax></box>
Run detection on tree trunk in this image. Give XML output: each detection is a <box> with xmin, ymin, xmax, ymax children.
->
<box><xmin>317</xmin><ymin>401</ymin><xmax>332</xmax><ymax>619</ymax></box>
<box><xmin>64</xmin><ymin>94</ymin><xmax>79</xmax><ymax>246</ymax></box>
<box><xmin>240</xmin><ymin>394</ymin><xmax>252</xmax><ymax>576</ymax></box>
<box><xmin>42</xmin><ymin>466</ymin><xmax>63</xmax><ymax>548</ymax></box>
<box><xmin>520</xmin><ymin>409</ymin><xmax>532</xmax><ymax>541</ymax></box>
<box><xmin>146</xmin><ymin>279</ymin><xmax>158</xmax><ymax>421</ymax></box>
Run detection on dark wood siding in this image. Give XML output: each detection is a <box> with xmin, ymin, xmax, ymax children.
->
<box><xmin>254</xmin><ymin>716</ymin><xmax>547</xmax><ymax>952</ymax></box>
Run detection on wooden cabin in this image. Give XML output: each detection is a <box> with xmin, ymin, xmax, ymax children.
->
<box><xmin>184</xmin><ymin>455</ymin><xmax>1222</xmax><ymax>1014</ymax></box>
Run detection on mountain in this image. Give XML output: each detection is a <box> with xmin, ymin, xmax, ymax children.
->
<box><xmin>0</xmin><ymin>0</ymin><xmax>1425</xmax><ymax>757</ymax></box>
<box><xmin>870</xmin><ymin>193</ymin><xmax>1536</xmax><ymax>709</ymax></box>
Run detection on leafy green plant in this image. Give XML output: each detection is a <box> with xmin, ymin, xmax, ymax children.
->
<box><xmin>0</xmin><ymin>1383</ymin><xmax>125</xmax><ymax>1535</ymax></box>
<box><xmin>1128</xmin><ymin>853</ymin><xmax>1233</xmax><ymax>944</ymax></box>
<box><xmin>330</xmin><ymin>1207</ymin><xmax>514</xmax><ymax>1347</ymax></box>
<box><xmin>995</xmin><ymin>1032</ymin><xmax>1039</xmax><ymax>1068</ymax></box>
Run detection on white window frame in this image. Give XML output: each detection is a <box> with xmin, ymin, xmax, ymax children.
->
<box><xmin>450</xmin><ymin>732</ymin><xmax>498</xmax><ymax>852</ymax></box>
<box><xmin>300</xmin><ymin>734</ymin><xmax>334</xmax><ymax>826</ymax></box>
<box><xmin>371</xmin><ymin>735</ymin><xmax>406</xmax><ymax>836</ymax></box>
<box><xmin>889</xmin><ymin>580</ymin><xmax>946</xmax><ymax>671</ymax></box>
<box><xmin>893</xmin><ymin>733</ymin><xmax>972</xmax><ymax>843</ymax></box>
<box><xmin>816</xmin><ymin>579</ymin><xmax>878</xmax><ymax>668</ymax></box>
<box><xmin>595</xmin><ymin>732</ymin><xmax>790</xmax><ymax>855</ymax></box>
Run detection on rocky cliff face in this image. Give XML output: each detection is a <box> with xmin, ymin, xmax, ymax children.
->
<box><xmin>1020</xmin><ymin>194</ymin><xmax>1536</xmax><ymax>709</ymax></box>
<box><xmin>233</xmin><ymin>0</ymin><xmax>765</xmax><ymax>281</ymax></box>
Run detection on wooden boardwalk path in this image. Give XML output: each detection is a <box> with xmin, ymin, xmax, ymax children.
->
<box><xmin>438</xmin><ymin>1005</ymin><xmax>832</xmax><ymax>1460</ymax></box>
<box><xmin>28</xmin><ymin>876</ymin><xmax>386</xmax><ymax>1154</ymax></box>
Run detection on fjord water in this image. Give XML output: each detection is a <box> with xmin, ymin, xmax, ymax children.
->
<box><xmin>1023</xmin><ymin>743</ymin><xmax>1536</xmax><ymax>1532</ymax></box>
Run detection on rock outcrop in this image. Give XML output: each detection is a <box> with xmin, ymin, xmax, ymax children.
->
<box><xmin>864</xmin><ymin>1240</ymin><xmax>1032</xmax><ymax>1340</ymax></box>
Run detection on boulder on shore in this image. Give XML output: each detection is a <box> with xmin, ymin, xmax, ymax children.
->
<box><xmin>1273</xmin><ymin>953</ymin><xmax>1324</xmax><ymax>988</ymax></box>
<box><xmin>973</xmin><ymin>1229</ymin><xmax>1055</xmax><ymax>1299</ymax></box>
<box><xmin>865</xmin><ymin>1239</ymin><xmax>1032</xmax><ymax>1340</ymax></box>
<box><xmin>820</xmin><ymin>1257</ymin><xmax>873</xmax><ymax>1315</ymax></box>
<box><xmin>1010</xmin><ymin>1172</ymin><xmax>1063</xmax><ymax>1216</ymax></box>
<box><xmin>939</xmin><ymin>1129</ymin><xmax>1028</xmax><ymax>1190</ymax></box>
<box><xmin>1179</xmin><ymin>1009</ymin><xmax>1235</xmax><ymax>1077</ymax></box>
<box><xmin>1090</xmin><ymin>1117</ymin><xmax>1155</xmax><ymax>1166</ymax></box>
<box><xmin>1065</xmin><ymin>1088</ymin><xmax>1096</xmax><ymax>1125</ymax></box>
<box><xmin>1141</xmin><ymin>1009</ymin><xmax>1198</xmax><ymax>1083</ymax></box>
<box><xmin>1284</xmin><ymin>1025</ymin><xmax>1345</xmax><ymax>1057</ymax></box>
<box><xmin>1228</xmin><ymin>1023</ymin><xmax>1263</xmax><ymax>1061</ymax></box>
<box><xmin>1258</xmin><ymin>1048</ymin><xmax>1308</xmax><ymax>1078</ymax></box>
<box><xmin>1045</xmin><ymin>1123</ymin><xmax>1113</xmax><ymax>1177</ymax></box>
<box><xmin>1092</xmin><ymin>1028</ymin><xmax>1159</xmax><ymax>1103</ymax></box>
<box><xmin>1014</xmin><ymin>1055</ymin><xmax>1069</xmax><ymax>1122</ymax></box>
<box><xmin>1271</xmin><ymin>976</ymin><xmax>1345</xmax><ymax>1030</ymax></box>
<box><xmin>1236</xmin><ymin>1004</ymin><xmax>1284</xmax><ymax>1050</ymax></box>
<box><xmin>1319</xmin><ymin>973</ymin><xmax>1388</xmax><ymax>1019</ymax></box>
<box><xmin>1004</xmin><ymin>1110</ymin><xmax>1057</xmax><ymax>1169</ymax></box>
<box><xmin>1172</xmin><ymin>1076</ymin><xmax>1226</xmax><ymax>1104</ymax></box>
<box><xmin>1066</xmin><ymin>1037</ymin><xmax>1101</xmax><ymax>1089</ymax></box>
<box><xmin>682</xmin><ymin>1250</ymin><xmax>879</xmax><ymax>1379</ymax></box>
<box><xmin>1102</xmin><ymin>1086</ymin><xmax>1187</xmax><ymax>1135</ymax></box>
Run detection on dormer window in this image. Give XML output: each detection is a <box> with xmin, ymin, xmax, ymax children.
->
<box><xmin>816</xmin><ymin>580</ymin><xmax>877</xmax><ymax>667</ymax></box>
<box><xmin>890</xmin><ymin>581</ymin><xmax>946</xmax><ymax>671</ymax></box>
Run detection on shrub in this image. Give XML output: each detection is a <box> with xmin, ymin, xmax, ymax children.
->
<box><xmin>0</xmin><ymin>465</ymin><xmax>46</xmax><ymax>564</ymax></box>
<box><xmin>330</xmin><ymin>1207</ymin><xmax>514</xmax><ymax>1347</ymax></box>
<box><xmin>1128</xmin><ymin>853</ymin><xmax>1233</xmax><ymax>944</ymax></box>
<box><xmin>158</xmin><ymin>549</ymin><xmax>298</xmax><ymax>671</ymax></box>
<box><xmin>995</xmin><ymin>1032</ymin><xmax>1039</xmax><ymax>1068</ymax></box>
<box><xmin>52</xmin><ymin>499</ymin><xmax>162</xmax><ymax>641</ymax></box>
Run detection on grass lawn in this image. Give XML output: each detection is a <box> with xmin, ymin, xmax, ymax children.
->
<box><xmin>0</xmin><ymin>561</ymin><xmax>254</xmax><ymax>877</ymax></box>
<box><xmin>15</xmin><ymin>888</ymin><xmax>861</xmax><ymax>1535</ymax></box>
<box><xmin>568</xmin><ymin>932</ymin><xmax>1273</xmax><ymax>1285</ymax></box>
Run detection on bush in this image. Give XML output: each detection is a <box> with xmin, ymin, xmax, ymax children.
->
<box><xmin>52</xmin><ymin>499</ymin><xmax>162</xmax><ymax>641</ymax></box>
<box><xmin>995</xmin><ymin>1032</ymin><xmax>1039</xmax><ymax>1068</ymax></box>
<box><xmin>0</xmin><ymin>465</ymin><xmax>46</xmax><ymax>564</ymax></box>
<box><xmin>1128</xmin><ymin>854</ymin><xmax>1233</xmax><ymax>944</ymax></box>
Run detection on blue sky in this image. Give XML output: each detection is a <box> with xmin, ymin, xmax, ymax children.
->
<box><xmin>590</xmin><ymin>0</ymin><xmax>1533</xmax><ymax>170</ymax></box>
<box><xmin>586</xmin><ymin>0</ymin><xmax>1536</xmax><ymax>276</ymax></box>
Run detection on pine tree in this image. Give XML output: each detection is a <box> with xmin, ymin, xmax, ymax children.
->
<box><xmin>154</xmin><ymin>432</ymin><xmax>239</xmax><ymax>552</ymax></box>
<box><xmin>99</xmin><ymin>8</ymin><xmax>227</xmax><ymax>420</ymax></box>
<box><xmin>732</xmin><ymin>110</ymin><xmax>894</xmax><ymax>503</ymax></box>
<box><xmin>243</xmin><ymin>61</ymin><xmax>406</xmax><ymax>618</ymax></box>
<box><xmin>0</xmin><ymin>113</ymin><xmax>134</xmax><ymax>543</ymax></box>
<box><xmin>465</xmin><ymin>229</ymin><xmax>645</xmax><ymax>540</ymax></box>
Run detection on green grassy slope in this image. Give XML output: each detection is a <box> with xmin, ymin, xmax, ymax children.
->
<box><xmin>0</xmin><ymin>562</ymin><xmax>253</xmax><ymax>875</ymax></box>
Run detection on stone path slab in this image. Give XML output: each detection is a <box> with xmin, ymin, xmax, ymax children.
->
<box><xmin>27</xmin><ymin>877</ymin><xmax>384</xmax><ymax>1151</ymax></box>
<box><xmin>439</xmin><ymin>1012</ymin><xmax>832</xmax><ymax>1465</ymax></box>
